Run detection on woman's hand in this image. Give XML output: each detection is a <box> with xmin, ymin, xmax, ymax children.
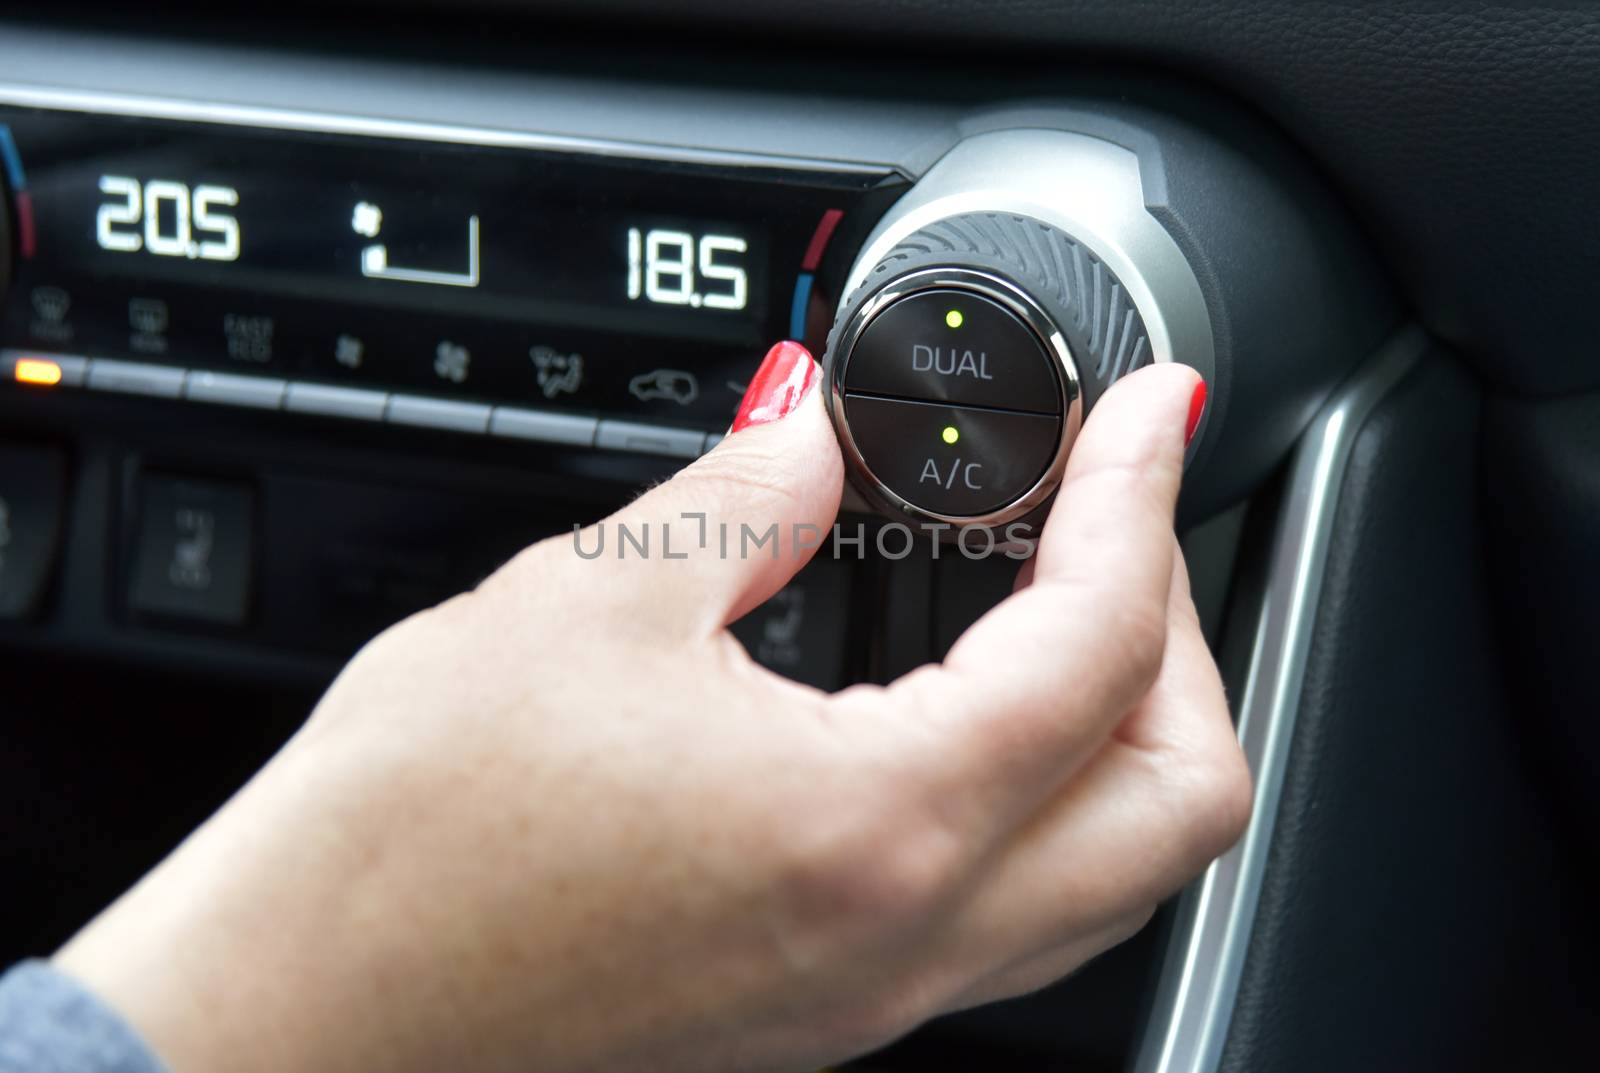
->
<box><xmin>54</xmin><ymin>344</ymin><xmax>1250</xmax><ymax>1073</ymax></box>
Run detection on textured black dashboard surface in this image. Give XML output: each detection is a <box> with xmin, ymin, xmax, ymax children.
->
<box><xmin>1483</xmin><ymin>390</ymin><xmax>1600</xmax><ymax>849</ymax></box>
<box><xmin>1219</xmin><ymin>352</ymin><xmax>1591</xmax><ymax>1071</ymax></box>
<box><xmin>417</xmin><ymin>0</ymin><xmax>1600</xmax><ymax>397</ymax></box>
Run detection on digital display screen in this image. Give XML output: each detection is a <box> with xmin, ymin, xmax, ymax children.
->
<box><xmin>0</xmin><ymin>110</ymin><xmax>903</xmax><ymax>428</ymax></box>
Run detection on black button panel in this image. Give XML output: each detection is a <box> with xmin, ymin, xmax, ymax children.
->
<box><xmin>128</xmin><ymin>475</ymin><xmax>255</xmax><ymax>626</ymax></box>
<box><xmin>843</xmin><ymin>395</ymin><xmax>1060</xmax><ymax>517</ymax></box>
<box><xmin>730</xmin><ymin>555</ymin><xmax>854</xmax><ymax>692</ymax></box>
<box><xmin>842</xmin><ymin>289</ymin><xmax>1060</xmax><ymax>415</ymax></box>
<box><xmin>0</xmin><ymin>444</ymin><xmax>67</xmax><ymax>621</ymax></box>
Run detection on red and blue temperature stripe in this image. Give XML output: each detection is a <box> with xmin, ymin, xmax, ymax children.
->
<box><xmin>789</xmin><ymin>208</ymin><xmax>845</xmax><ymax>342</ymax></box>
<box><xmin>0</xmin><ymin>124</ymin><xmax>36</xmax><ymax>260</ymax></box>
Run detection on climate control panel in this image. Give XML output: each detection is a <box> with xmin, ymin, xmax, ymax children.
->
<box><xmin>0</xmin><ymin>97</ymin><xmax>904</xmax><ymax>459</ymax></box>
<box><xmin>0</xmin><ymin>41</ymin><xmax>1395</xmax><ymax>531</ymax></box>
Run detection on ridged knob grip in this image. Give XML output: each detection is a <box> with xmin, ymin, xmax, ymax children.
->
<box><xmin>825</xmin><ymin>211</ymin><xmax>1155</xmax><ymax>528</ymax></box>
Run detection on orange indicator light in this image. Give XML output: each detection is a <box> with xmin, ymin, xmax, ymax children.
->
<box><xmin>14</xmin><ymin>358</ymin><xmax>63</xmax><ymax>386</ymax></box>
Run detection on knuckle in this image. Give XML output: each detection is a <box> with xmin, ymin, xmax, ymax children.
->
<box><xmin>1178</xmin><ymin>738</ymin><xmax>1254</xmax><ymax>863</ymax></box>
<box><xmin>1110</xmin><ymin>903</ymin><xmax>1159</xmax><ymax>947</ymax></box>
<box><xmin>867</xmin><ymin>821</ymin><xmax>967</xmax><ymax>916</ymax></box>
<box><xmin>777</xmin><ymin>801</ymin><xmax>963</xmax><ymax>931</ymax></box>
<box><xmin>768</xmin><ymin>783</ymin><xmax>968</xmax><ymax>971</ymax></box>
<box><xmin>1113</xmin><ymin>598</ymin><xmax>1170</xmax><ymax>688</ymax></box>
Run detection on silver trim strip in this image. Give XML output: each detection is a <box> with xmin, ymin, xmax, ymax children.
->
<box><xmin>1</xmin><ymin>350</ymin><xmax>705</xmax><ymax>460</ymax></box>
<box><xmin>284</xmin><ymin>382</ymin><xmax>389</xmax><ymax>422</ymax></box>
<box><xmin>595</xmin><ymin>418</ymin><xmax>705</xmax><ymax>459</ymax></box>
<box><xmin>386</xmin><ymin>394</ymin><xmax>493</xmax><ymax>435</ymax></box>
<box><xmin>1132</xmin><ymin>325</ymin><xmax>1428</xmax><ymax>1073</ymax></box>
<box><xmin>87</xmin><ymin>358</ymin><xmax>184</xmax><ymax>399</ymax></box>
<box><xmin>184</xmin><ymin>370</ymin><xmax>286</xmax><ymax>410</ymax></box>
<box><xmin>488</xmin><ymin>406</ymin><xmax>598</xmax><ymax>448</ymax></box>
<box><xmin>0</xmin><ymin>83</ymin><xmax>893</xmax><ymax>175</ymax></box>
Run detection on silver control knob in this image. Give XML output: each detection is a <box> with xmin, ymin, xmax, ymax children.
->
<box><xmin>824</xmin><ymin>129</ymin><xmax>1214</xmax><ymax>530</ymax></box>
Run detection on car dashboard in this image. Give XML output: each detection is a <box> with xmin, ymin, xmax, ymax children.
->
<box><xmin>1</xmin><ymin>7</ymin><xmax>1596</xmax><ymax>1072</ymax></box>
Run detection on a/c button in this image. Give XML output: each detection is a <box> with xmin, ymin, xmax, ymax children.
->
<box><xmin>843</xmin><ymin>394</ymin><xmax>1060</xmax><ymax>518</ymax></box>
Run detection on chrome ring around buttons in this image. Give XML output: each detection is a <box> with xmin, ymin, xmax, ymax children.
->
<box><xmin>829</xmin><ymin>266</ymin><xmax>1084</xmax><ymax>530</ymax></box>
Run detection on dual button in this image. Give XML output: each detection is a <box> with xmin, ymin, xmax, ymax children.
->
<box><xmin>840</xmin><ymin>288</ymin><xmax>1063</xmax><ymax>519</ymax></box>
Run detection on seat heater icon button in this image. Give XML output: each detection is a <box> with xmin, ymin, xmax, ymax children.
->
<box><xmin>127</xmin><ymin>474</ymin><xmax>254</xmax><ymax>626</ymax></box>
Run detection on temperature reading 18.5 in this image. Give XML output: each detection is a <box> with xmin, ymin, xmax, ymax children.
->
<box><xmin>96</xmin><ymin>176</ymin><xmax>241</xmax><ymax>262</ymax></box>
<box><xmin>626</xmin><ymin>227</ymin><xmax>748</xmax><ymax>311</ymax></box>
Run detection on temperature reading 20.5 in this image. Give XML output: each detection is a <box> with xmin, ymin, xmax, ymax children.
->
<box><xmin>96</xmin><ymin>176</ymin><xmax>241</xmax><ymax>262</ymax></box>
<box><xmin>626</xmin><ymin>227</ymin><xmax>748</xmax><ymax>311</ymax></box>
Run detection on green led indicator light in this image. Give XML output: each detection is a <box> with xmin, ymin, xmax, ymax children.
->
<box><xmin>945</xmin><ymin>308</ymin><xmax>964</xmax><ymax>329</ymax></box>
<box><xmin>941</xmin><ymin>425</ymin><xmax>961</xmax><ymax>445</ymax></box>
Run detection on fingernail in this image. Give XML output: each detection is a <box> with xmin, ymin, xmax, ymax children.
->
<box><xmin>730</xmin><ymin>341</ymin><xmax>819</xmax><ymax>433</ymax></box>
<box><xmin>1184</xmin><ymin>379</ymin><xmax>1208</xmax><ymax>448</ymax></box>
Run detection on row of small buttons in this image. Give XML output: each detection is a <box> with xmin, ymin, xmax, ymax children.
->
<box><xmin>0</xmin><ymin>351</ymin><xmax>717</xmax><ymax>460</ymax></box>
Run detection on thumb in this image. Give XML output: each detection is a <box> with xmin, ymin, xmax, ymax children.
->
<box><xmin>590</xmin><ymin>342</ymin><xmax>844</xmax><ymax>635</ymax></box>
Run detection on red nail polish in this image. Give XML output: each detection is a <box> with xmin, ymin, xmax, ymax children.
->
<box><xmin>1185</xmin><ymin>379</ymin><xmax>1208</xmax><ymax>448</ymax></box>
<box><xmin>730</xmin><ymin>341</ymin><xmax>819</xmax><ymax>433</ymax></box>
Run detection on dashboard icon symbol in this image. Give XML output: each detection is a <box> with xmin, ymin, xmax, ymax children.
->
<box><xmin>434</xmin><ymin>341</ymin><xmax>471</xmax><ymax>384</ymax></box>
<box><xmin>355</xmin><ymin>199</ymin><xmax>480</xmax><ymax>289</ymax></box>
<box><xmin>531</xmin><ymin>346</ymin><xmax>583</xmax><ymax>399</ymax></box>
<box><xmin>334</xmin><ymin>334</ymin><xmax>364</xmax><ymax>369</ymax></box>
<box><xmin>628</xmin><ymin>368</ymin><xmax>698</xmax><ymax>406</ymax></box>
<box><xmin>129</xmin><ymin>298</ymin><xmax>168</xmax><ymax>335</ymax></box>
<box><xmin>351</xmin><ymin>201</ymin><xmax>383</xmax><ymax>238</ymax></box>
<box><xmin>31</xmin><ymin>287</ymin><xmax>71</xmax><ymax>323</ymax></box>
